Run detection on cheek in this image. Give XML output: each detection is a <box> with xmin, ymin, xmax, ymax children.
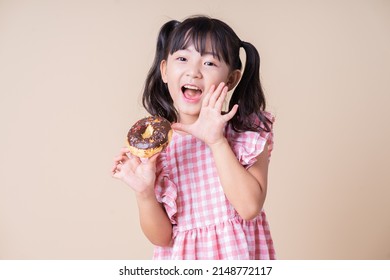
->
<box><xmin>167</xmin><ymin>84</ymin><xmax>181</xmax><ymax>101</ymax></box>
<box><xmin>207</xmin><ymin>73</ymin><xmax>230</xmax><ymax>87</ymax></box>
<box><xmin>165</xmin><ymin>68</ymin><xmax>181</xmax><ymax>84</ymax></box>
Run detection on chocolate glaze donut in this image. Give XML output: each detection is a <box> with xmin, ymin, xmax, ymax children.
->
<box><xmin>126</xmin><ymin>116</ymin><xmax>172</xmax><ymax>158</ymax></box>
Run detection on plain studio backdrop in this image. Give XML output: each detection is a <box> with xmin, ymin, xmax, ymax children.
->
<box><xmin>0</xmin><ymin>0</ymin><xmax>389</xmax><ymax>259</ymax></box>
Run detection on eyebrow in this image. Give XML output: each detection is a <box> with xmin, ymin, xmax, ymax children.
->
<box><xmin>203</xmin><ymin>51</ymin><xmax>218</xmax><ymax>56</ymax></box>
<box><xmin>178</xmin><ymin>48</ymin><xmax>219</xmax><ymax>58</ymax></box>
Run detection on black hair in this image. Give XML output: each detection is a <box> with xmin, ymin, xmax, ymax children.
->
<box><xmin>142</xmin><ymin>20</ymin><xmax>179</xmax><ymax>121</ymax></box>
<box><xmin>142</xmin><ymin>15</ymin><xmax>272</xmax><ymax>132</ymax></box>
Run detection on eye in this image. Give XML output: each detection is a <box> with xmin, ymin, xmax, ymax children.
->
<box><xmin>176</xmin><ymin>57</ymin><xmax>187</xmax><ymax>62</ymax></box>
<box><xmin>204</xmin><ymin>61</ymin><xmax>215</xmax><ymax>66</ymax></box>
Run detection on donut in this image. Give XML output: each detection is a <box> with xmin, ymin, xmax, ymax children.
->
<box><xmin>126</xmin><ymin>116</ymin><xmax>172</xmax><ymax>158</ymax></box>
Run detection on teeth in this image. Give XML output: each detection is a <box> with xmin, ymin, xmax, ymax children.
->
<box><xmin>183</xmin><ymin>85</ymin><xmax>201</xmax><ymax>90</ymax></box>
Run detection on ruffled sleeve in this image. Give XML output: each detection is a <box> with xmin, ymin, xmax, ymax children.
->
<box><xmin>226</xmin><ymin>112</ymin><xmax>275</xmax><ymax>169</ymax></box>
<box><xmin>154</xmin><ymin>151</ymin><xmax>177</xmax><ymax>225</ymax></box>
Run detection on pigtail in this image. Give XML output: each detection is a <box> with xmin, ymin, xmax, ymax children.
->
<box><xmin>142</xmin><ymin>20</ymin><xmax>179</xmax><ymax>122</ymax></box>
<box><xmin>229</xmin><ymin>41</ymin><xmax>271</xmax><ymax>132</ymax></box>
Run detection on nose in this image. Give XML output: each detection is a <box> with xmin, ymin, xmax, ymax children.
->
<box><xmin>186</xmin><ymin>61</ymin><xmax>202</xmax><ymax>79</ymax></box>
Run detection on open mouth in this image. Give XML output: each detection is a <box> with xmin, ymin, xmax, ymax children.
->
<box><xmin>181</xmin><ymin>84</ymin><xmax>203</xmax><ymax>102</ymax></box>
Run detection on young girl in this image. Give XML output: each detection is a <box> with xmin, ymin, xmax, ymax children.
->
<box><xmin>112</xmin><ymin>15</ymin><xmax>275</xmax><ymax>260</ymax></box>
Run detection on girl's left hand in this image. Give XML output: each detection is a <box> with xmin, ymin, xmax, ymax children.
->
<box><xmin>171</xmin><ymin>82</ymin><xmax>238</xmax><ymax>146</ymax></box>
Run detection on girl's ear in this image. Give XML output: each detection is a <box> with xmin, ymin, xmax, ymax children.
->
<box><xmin>160</xmin><ymin>60</ymin><xmax>168</xmax><ymax>83</ymax></box>
<box><xmin>226</xmin><ymin>70</ymin><xmax>242</xmax><ymax>90</ymax></box>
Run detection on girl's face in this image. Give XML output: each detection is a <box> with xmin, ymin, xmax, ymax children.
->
<box><xmin>160</xmin><ymin>40</ymin><xmax>240</xmax><ymax>125</ymax></box>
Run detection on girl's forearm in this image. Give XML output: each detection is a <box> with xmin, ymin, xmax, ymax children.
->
<box><xmin>209</xmin><ymin>138</ymin><xmax>268</xmax><ymax>220</ymax></box>
<box><xmin>135</xmin><ymin>190</ymin><xmax>172</xmax><ymax>246</ymax></box>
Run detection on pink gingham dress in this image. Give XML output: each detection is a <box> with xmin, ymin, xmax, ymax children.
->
<box><xmin>153</xmin><ymin>112</ymin><xmax>275</xmax><ymax>260</ymax></box>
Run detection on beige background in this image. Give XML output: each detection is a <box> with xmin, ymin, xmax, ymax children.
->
<box><xmin>1</xmin><ymin>0</ymin><xmax>389</xmax><ymax>259</ymax></box>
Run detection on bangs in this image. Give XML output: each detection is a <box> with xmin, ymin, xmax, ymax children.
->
<box><xmin>168</xmin><ymin>21</ymin><xmax>232</xmax><ymax>65</ymax></box>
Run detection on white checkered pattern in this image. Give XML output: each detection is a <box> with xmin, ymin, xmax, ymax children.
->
<box><xmin>153</xmin><ymin>112</ymin><xmax>276</xmax><ymax>260</ymax></box>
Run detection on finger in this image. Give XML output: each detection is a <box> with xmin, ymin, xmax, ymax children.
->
<box><xmin>223</xmin><ymin>104</ymin><xmax>239</xmax><ymax>122</ymax></box>
<box><xmin>171</xmin><ymin>122</ymin><xmax>192</xmax><ymax>135</ymax></box>
<box><xmin>208</xmin><ymin>82</ymin><xmax>225</xmax><ymax>108</ymax></box>
<box><xmin>113</xmin><ymin>154</ymin><xmax>127</xmax><ymax>164</ymax></box>
<box><xmin>148</xmin><ymin>153</ymin><xmax>160</xmax><ymax>164</ymax></box>
<box><xmin>113</xmin><ymin>147</ymin><xmax>131</xmax><ymax>162</ymax></box>
<box><xmin>120</xmin><ymin>147</ymin><xmax>131</xmax><ymax>155</ymax></box>
<box><xmin>215</xmin><ymin>85</ymin><xmax>228</xmax><ymax>112</ymax></box>
<box><xmin>111</xmin><ymin>164</ymin><xmax>119</xmax><ymax>174</ymax></box>
<box><xmin>116</xmin><ymin>163</ymin><xmax>123</xmax><ymax>172</ymax></box>
<box><xmin>111</xmin><ymin>163</ymin><xmax>122</xmax><ymax>176</ymax></box>
<box><xmin>113</xmin><ymin>158</ymin><xmax>128</xmax><ymax>173</ymax></box>
<box><xmin>202</xmin><ymin>84</ymin><xmax>215</xmax><ymax>107</ymax></box>
<box><xmin>111</xmin><ymin>170</ymin><xmax>122</xmax><ymax>179</ymax></box>
<box><xmin>128</xmin><ymin>156</ymin><xmax>142</xmax><ymax>171</ymax></box>
<box><xmin>118</xmin><ymin>148</ymin><xmax>131</xmax><ymax>160</ymax></box>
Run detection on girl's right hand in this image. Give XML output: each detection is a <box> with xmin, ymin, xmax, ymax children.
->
<box><xmin>111</xmin><ymin>147</ymin><xmax>159</xmax><ymax>195</ymax></box>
